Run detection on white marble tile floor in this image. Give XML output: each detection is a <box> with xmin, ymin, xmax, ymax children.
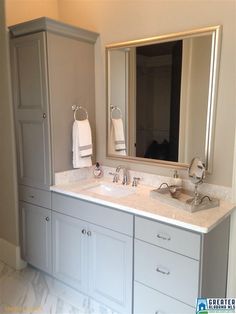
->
<box><xmin>0</xmin><ymin>261</ymin><xmax>117</xmax><ymax>314</ymax></box>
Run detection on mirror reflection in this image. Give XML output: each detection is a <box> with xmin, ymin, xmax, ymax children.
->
<box><xmin>106</xmin><ymin>26</ymin><xmax>221</xmax><ymax>171</ymax></box>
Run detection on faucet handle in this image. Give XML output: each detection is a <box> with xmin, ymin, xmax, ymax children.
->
<box><xmin>109</xmin><ymin>172</ymin><xmax>119</xmax><ymax>183</ymax></box>
<box><xmin>132</xmin><ymin>176</ymin><xmax>141</xmax><ymax>187</ymax></box>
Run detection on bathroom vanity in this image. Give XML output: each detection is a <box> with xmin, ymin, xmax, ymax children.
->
<box><xmin>18</xmin><ymin>175</ymin><xmax>233</xmax><ymax>314</ymax></box>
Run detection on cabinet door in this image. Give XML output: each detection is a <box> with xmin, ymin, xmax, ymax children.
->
<box><xmin>10</xmin><ymin>32</ymin><xmax>51</xmax><ymax>189</ymax></box>
<box><xmin>52</xmin><ymin>212</ymin><xmax>88</xmax><ymax>292</ymax></box>
<box><xmin>88</xmin><ymin>224</ymin><xmax>133</xmax><ymax>314</ymax></box>
<box><xmin>20</xmin><ymin>201</ymin><xmax>52</xmax><ymax>273</ymax></box>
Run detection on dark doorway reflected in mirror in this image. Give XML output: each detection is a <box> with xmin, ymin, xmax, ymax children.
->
<box><xmin>136</xmin><ymin>40</ymin><xmax>182</xmax><ymax>162</ymax></box>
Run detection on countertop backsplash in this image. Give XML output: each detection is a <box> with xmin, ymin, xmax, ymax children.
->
<box><xmin>54</xmin><ymin>165</ymin><xmax>233</xmax><ymax>202</ymax></box>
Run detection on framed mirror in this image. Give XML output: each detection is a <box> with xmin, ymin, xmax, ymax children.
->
<box><xmin>106</xmin><ymin>26</ymin><xmax>221</xmax><ymax>172</ymax></box>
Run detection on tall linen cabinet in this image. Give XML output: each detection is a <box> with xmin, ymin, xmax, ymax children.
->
<box><xmin>9</xmin><ymin>18</ymin><xmax>98</xmax><ymax>272</ymax></box>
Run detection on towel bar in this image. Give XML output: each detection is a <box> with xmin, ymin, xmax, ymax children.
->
<box><xmin>110</xmin><ymin>105</ymin><xmax>122</xmax><ymax>119</ymax></box>
<box><xmin>72</xmin><ymin>105</ymin><xmax>88</xmax><ymax>121</ymax></box>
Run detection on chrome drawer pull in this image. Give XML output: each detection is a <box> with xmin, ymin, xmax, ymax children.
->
<box><xmin>156</xmin><ymin>233</ymin><xmax>171</xmax><ymax>241</ymax></box>
<box><xmin>156</xmin><ymin>267</ymin><xmax>170</xmax><ymax>275</ymax></box>
<box><xmin>45</xmin><ymin>216</ymin><xmax>50</xmax><ymax>222</ymax></box>
<box><xmin>81</xmin><ymin>229</ymin><xmax>87</xmax><ymax>235</ymax></box>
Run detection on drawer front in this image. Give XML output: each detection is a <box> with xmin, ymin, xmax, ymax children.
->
<box><xmin>134</xmin><ymin>239</ymin><xmax>199</xmax><ymax>306</ymax></box>
<box><xmin>52</xmin><ymin>192</ymin><xmax>133</xmax><ymax>236</ymax></box>
<box><xmin>135</xmin><ymin>216</ymin><xmax>201</xmax><ymax>259</ymax></box>
<box><xmin>19</xmin><ymin>185</ymin><xmax>51</xmax><ymax>209</ymax></box>
<box><xmin>134</xmin><ymin>281</ymin><xmax>195</xmax><ymax>314</ymax></box>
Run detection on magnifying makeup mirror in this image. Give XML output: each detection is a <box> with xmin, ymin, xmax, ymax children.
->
<box><xmin>187</xmin><ymin>157</ymin><xmax>206</xmax><ymax>206</ymax></box>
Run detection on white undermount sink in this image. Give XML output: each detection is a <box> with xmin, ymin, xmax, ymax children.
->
<box><xmin>83</xmin><ymin>182</ymin><xmax>135</xmax><ymax>198</ymax></box>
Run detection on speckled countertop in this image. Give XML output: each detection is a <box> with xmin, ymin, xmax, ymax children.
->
<box><xmin>50</xmin><ymin>177</ymin><xmax>235</xmax><ymax>234</ymax></box>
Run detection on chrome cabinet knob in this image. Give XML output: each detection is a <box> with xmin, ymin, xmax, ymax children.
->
<box><xmin>87</xmin><ymin>231</ymin><xmax>92</xmax><ymax>236</ymax></box>
<box><xmin>45</xmin><ymin>216</ymin><xmax>50</xmax><ymax>222</ymax></box>
<box><xmin>81</xmin><ymin>229</ymin><xmax>87</xmax><ymax>235</ymax></box>
<box><xmin>43</xmin><ymin>113</ymin><xmax>47</xmax><ymax>119</ymax></box>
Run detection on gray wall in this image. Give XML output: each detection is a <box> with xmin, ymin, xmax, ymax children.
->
<box><xmin>0</xmin><ymin>0</ymin><xmax>19</xmax><ymax>246</ymax></box>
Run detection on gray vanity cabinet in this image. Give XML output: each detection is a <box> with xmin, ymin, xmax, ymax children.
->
<box><xmin>10</xmin><ymin>32</ymin><xmax>51</xmax><ymax>190</ymax></box>
<box><xmin>52</xmin><ymin>193</ymin><xmax>133</xmax><ymax>314</ymax></box>
<box><xmin>20</xmin><ymin>201</ymin><xmax>52</xmax><ymax>274</ymax></box>
<box><xmin>9</xmin><ymin>17</ymin><xmax>98</xmax><ymax>273</ymax></box>
<box><xmin>133</xmin><ymin>216</ymin><xmax>230</xmax><ymax>314</ymax></box>
<box><xmin>88</xmin><ymin>223</ymin><xmax>133</xmax><ymax>313</ymax></box>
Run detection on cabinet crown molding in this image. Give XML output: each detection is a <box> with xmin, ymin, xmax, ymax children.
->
<box><xmin>9</xmin><ymin>17</ymin><xmax>99</xmax><ymax>43</ymax></box>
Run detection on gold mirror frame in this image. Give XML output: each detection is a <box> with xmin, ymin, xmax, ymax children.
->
<box><xmin>106</xmin><ymin>25</ymin><xmax>222</xmax><ymax>172</ymax></box>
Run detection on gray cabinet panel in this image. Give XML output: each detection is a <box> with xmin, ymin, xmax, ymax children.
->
<box><xmin>200</xmin><ymin>217</ymin><xmax>230</xmax><ymax>298</ymax></box>
<box><xmin>134</xmin><ymin>239</ymin><xmax>199</xmax><ymax>306</ymax></box>
<box><xmin>11</xmin><ymin>33</ymin><xmax>46</xmax><ymax>110</ymax></box>
<box><xmin>52</xmin><ymin>192</ymin><xmax>133</xmax><ymax>236</ymax></box>
<box><xmin>52</xmin><ymin>212</ymin><xmax>88</xmax><ymax>292</ymax></box>
<box><xmin>11</xmin><ymin>32</ymin><xmax>51</xmax><ymax>189</ymax></box>
<box><xmin>19</xmin><ymin>185</ymin><xmax>51</xmax><ymax>208</ymax></box>
<box><xmin>20</xmin><ymin>201</ymin><xmax>52</xmax><ymax>274</ymax></box>
<box><xmin>89</xmin><ymin>224</ymin><xmax>133</xmax><ymax>314</ymax></box>
<box><xmin>135</xmin><ymin>216</ymin><xmax>201</xmax><ymax>260</ymax></box>
<box><xmin>134</xmin><ymin>281</ymin><xmax>194</xmax><ymax>314</ymax></box>
<box><xmin>17</xmin><ymin>120</ymin><xmax>50</xmax><ymax>188</ymax></box>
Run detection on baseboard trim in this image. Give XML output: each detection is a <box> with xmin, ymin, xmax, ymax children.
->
<box><xmin>0</xmin><ymin>238</ymin><xmax>27</xmax><ymax>270</ymax></box>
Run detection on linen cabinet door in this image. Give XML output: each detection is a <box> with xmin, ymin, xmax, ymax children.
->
<box><xmin>88</xmin><ymin>224</ymin><xmax>133</xmax><ymax>314</ymax></box>
<box><xmin>52</xmin><ymin>212</ymin><xmax>88</xmax><ymax>293</ymax></box>
<box><xmin>10</xmin><ymin>32</ymin><xmax>51</xmax><ymax>190</ymax></box>
<box><xmin>20</xmin><ymin>201</ymin><xmax>52</xmax><ymax>273</ymax></box>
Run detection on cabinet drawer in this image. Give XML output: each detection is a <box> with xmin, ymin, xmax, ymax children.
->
<box><xmin>134</xmin><ymin>239</ymin><xmax>199</xmax><ymax>306</ymax></box>
<box><xmin>52</xmin><ymin>193</ymin><xmax>133</xmax><ymax>236</ymax></box>
<box><xmin>19</xmin><ymin>185</ymin><xmax>51</xmax><ymax>209</ymax></box>
<box><xmin>134</xmin><ymin>281</ymin><xmax>194</xmax><ymax>314</ymax></box>
<box><xmin>135</xmin><ymin>216</ymin><xmax>201</xmax><ymax>259</ymax></box>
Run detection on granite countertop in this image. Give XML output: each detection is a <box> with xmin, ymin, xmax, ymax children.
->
<box><xmin>50</xmin><ymin>177</ymin><xmax>235</xmax><ymax>234</ymax></box>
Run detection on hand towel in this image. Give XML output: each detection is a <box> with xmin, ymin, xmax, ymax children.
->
<box><xmin>77</xmin><ymin>119</ymin><xmax>92</xmax><ymax>157</ymax></box>
<box><xmin>111</xmin><ymin>118</ymin><xmax>126</xmax><ymax>155</ymax></box>
<box><xmin>72</xmin><ymin>119</ymin><xmax>92</xmax><ymax>168</ymax></box>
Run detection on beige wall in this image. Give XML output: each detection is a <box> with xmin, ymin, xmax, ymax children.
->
<box><xmin>5</xmin><ymin>0</ymin><xmax>59</xmax><ymax>26</ymax></box>
<box><xmin>5</xmin><ymin>1</ymin><xmax>236</xmax><ymax>186</ymax></box>
<box><xmin>0</xmin><ymin>0</ymin><xmax>19</xmax><ymax>245</ymax></box>
<box><xmin>58</xmin><ymin>0</ymin><xmax>236</xmax><ymax>187</ymax></box>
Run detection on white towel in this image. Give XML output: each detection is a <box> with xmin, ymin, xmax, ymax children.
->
<box><xmin>111</xmin><ymin>118</ymin><xmax>126</xmax><ymax>155</ymax></box>
<box><xmin>72</xmin><ymin>119</ymin><xmax>92</xmax><ymax>168</ymax></box>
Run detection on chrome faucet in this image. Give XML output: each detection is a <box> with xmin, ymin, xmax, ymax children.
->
<box><xmin>115</xmin><ymin>165</ymin><xmax>129</xmax><ymax>185</ymax></box>
<box><xmin>109</xmin><ymin>171</ymin><xmax>119</xmax><ymax>183</ymax></box>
